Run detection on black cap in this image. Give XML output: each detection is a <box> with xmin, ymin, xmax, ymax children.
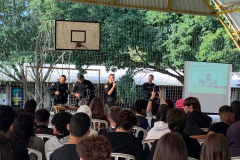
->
<box><xmin>77</xmin><ymin>73</ymin><xmax>84</xmax><ymax>80</ymax></box>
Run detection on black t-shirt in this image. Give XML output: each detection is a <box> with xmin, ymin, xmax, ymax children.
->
<box><xmin>48</xmin><ymin>82</ymin><xmax>69</xmax><ymax>104</ymax></box>
<box><xmin>98</xmin><ymin>126</ymin><xmax>117</xmax><ymax>135</ymax></box>
<box><xmin>187</xmin><ymin>111</ymin><xmax>212</xmax><ymax>128</ymax></box>
<box><xmin>104</xmin><ymin>82</ymin><xmax>117</xmax><ymax>103</ymax></box>
<box><xmin>147</xmin><ymin>132</ymin><xmax>201</xmax><ymax>160</ymax></box>
<box><xmin>34</xmin><ymin>125</ymin><xmax>53</xmax><ymax>137</ymax></box>
<box><xmin>10</xmin><ymin>140</ymin><xmax>30</xmax><ymax>160</ymax></box>
<box><xmin>208</xmin><ymin>122</ymin><xmax>230</xmax><ymax>136</ymax></box>
<box><xmin>50</xmin><ymin>144</ymin><xmax>79</xmax><ymax>160</ymax></box>
<box><xmin>71</xmin><ymin>80</ymin><xmax>95</xmax><ymax>98</ymax></box>
<box><xmin>105</xmin><ymin>132</ymin><xmax>144</xmax><ymax>160</ymax></box>
<box><xmin>141</xmin><ymin>83</ymin><xmax>155</xmax><ymax>100</ymax></box>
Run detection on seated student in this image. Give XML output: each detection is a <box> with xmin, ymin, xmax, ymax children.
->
<box><xmin>0</xmin><ymin>132</ymin><xmax>14</xmax><ymax>160</ymax></box>
<box><xmin>147</xmin><ymin>90</ymin><xmax>168</xmax><ymax>128</ymax></box>
<box><xmin>200</xmin><ymin>133</ymin><xmax>230</xmax><ymax>160</ymax></box>
<box><xmin>10</xmin><ymin>113</ymin><xmax>46</xmax><ymax>160</ymax></box>
<box><xmin>131</xmin><ymin>100</ymin><xmax>149</xmax><ymax>130</ymax></box>
<box><xmin>98</xmin><ymin>106</ymin><xmax>122</xmax><ymax>135</ymax></box>
<box><xmin>146</xmin><ymin>104</ymin><xmax>170</xmax><ymax>140</ymax></box>
<box><xmin>45</xmin><ymin>112</ymin><xmax>72</xmax><ymax>158</ymax></box>
<box><xmin>227</xmin><ymin>120</ymin><xmax>240</xmax><ymax>157</ymax></box>
<box><xmin>191</xmin><ymin>105</ymin><xmax>234</xmax><ymax>139</ymax></box>
<box><xmin>153</xmin><ymin>133</ymin><xmax>188</xmax><ymax>160</ymax></box>
<box><xmin>24</xmin><ymin>99</ymin><xmax>37</xmax><ymax>116</ymax></box>
<box><xmin>183</xmin><ymin>97</ymin><xmax>212</xmax><ymax>128</ymax></box>
<box><xmin>231</xmin><ymin>100</ymin><xmax>240</xmax><ymax>122</ymax></box>
<box><xmin>0</xmin><ymin>105</ymin><xmax>29</xmax><ymax>160</ymax></box>
<box><xmin>148</xmin><ymin>108</ymin><xmax>201</xmax><ymax>160</ymax></box>
<box><xmin>35</xmin><ymin>109</ymin><xmax>53</xmax><ymax>135</ymax></box>
<box><xmin>50</xmin><ymin>113</ymin><xmax>91</xmax><ymax>160</ymax></box>
<box><xmin>105</xmin><ymin>110</ymin><xmax>144</xmax><ymax>160</ymax></box>
<box><xmin>76</xmin><ymin>105</ymin><xmax>97</xmax><ymax>136</ymax></box>
<box><xmin>77</xmin><ymin>135</ymin><xmax>112</xmax><ymax>160</ymax></box>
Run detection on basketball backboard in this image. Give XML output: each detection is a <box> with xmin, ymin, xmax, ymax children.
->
<box><xmin>55</xmin><ymin>20</ymin><xmax>100</xmax><ymax>51</ymax></box>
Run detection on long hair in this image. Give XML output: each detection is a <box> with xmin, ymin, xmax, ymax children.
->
<box><xmin>156</xmin><ymin>104</ymin><xmax>169</xmax><ymax>122</ymax></box>
<box><xmin>89</xmin><ymin>97</ymin><xmax>107</xmax><ymax>120</ymax></box>
<box><xmin>24</xmin><ymin>99</ymin><xmax>37</xmax><ymax>115</ymax></box>
<box><xmin>153</xmin><ymin>132</ymin><xmax>188</xmax><ymax>160</ymax></box>
<box><xmin>200</xmin><ymin>133</ymin><xmax>230</xmax><ymax>160</ymax></box>
<box><xmin>0</xmin><ymin>133</ymin><xmax>14</xmax><ymax>160</ymax></box>
<box><xmin>231</xmin><ymin>101</ymin><xmax>240</xmax><ymax>121</ymax></box>
<box><xmin>10</xmin><ymin>113</ymin><xmax>35</xmax><ymax>147</ymax></box>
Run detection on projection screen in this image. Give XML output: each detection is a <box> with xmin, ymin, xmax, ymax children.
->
<box><xmin>183</xmin><ymin>61</ymin><xmax>232</xmax><ymax>113</ymax></box>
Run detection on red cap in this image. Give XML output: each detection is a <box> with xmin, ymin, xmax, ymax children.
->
<box><xmin>175</xmin><ymin>99</ymin><xmax>185</xmax><ymax>109</ymax></box>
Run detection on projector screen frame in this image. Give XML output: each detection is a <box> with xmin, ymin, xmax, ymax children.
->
<box><xmin>183</xmin><ymin>61</ymin><xmax>232</xmax><ymax>114</ymax></box>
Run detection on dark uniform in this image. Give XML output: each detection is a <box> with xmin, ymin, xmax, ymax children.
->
<box><xmin>141</xmin><ymin>82</ymin><xmax>155</xmax><ymax>101</ymax></box>
<box><xmin>71</xmin><ymin>80</ymin><xmax>95</xmax><ymax>105</ymax></box>
<box><xmin>104</xmin><ymin>82</ymin><xmax>117</xmax><ymax>108</ymax></box>
<box><xmin>48</xmin><ymin>82</ymin><xmax>69</xmax><ymax>105</ymax></box>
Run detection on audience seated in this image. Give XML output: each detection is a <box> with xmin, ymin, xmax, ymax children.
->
<box><xmin>191</xmin><ymin>105</ymin><xmax>234</xmax><ymax>139</ymax></box>
<box><xmin>0</xmin><ymin>132</ymin><xmax>14</xmax><ymax>160</ymax></box>
<box><xmin>45</xmin><ymin>112</ymin><xmax>72</xmax><ymax>158</ymax></box>
<box><xmin>148</xmin><ymin>108</ymin><xmax>201</xmax><ymax>160</ymax></box>
<box><xmin>153</xmin><ymin>132</ymin><xmax>188</xmax><ymax>160</ymax></box>
<box><xmin>98</xmin><ymin>106</ymin><xmax>122</xmax><ymax>135</ymax></box>
<box><xmin>50</xmin><ymin>112</ymin><xmax>90</xmax><ymax>160</ymax></box>
<box><xmin>10</xmin><ymin>112</ymin><xmax>45</xmax><ymax>160</ymax></box>
<box><xmin>76</xmin><ymin>105</ymin><xmax>98</xmax><ymax>135</ymax></box>
<box><xmin>77</xmin><ymin>135</ymin><xmax>111</xmax><ymax>160</ymax></box>
<box><xmin>146</xmin><ymin>104</ymin><xmax>170</xmax><ymax>140</ymax></box>
<box><xmin>183</xmin><ymin>97</ymin><xmax>212</xmax><ymax>128</ymax></box>
<box><xmin>24</xmin><ymin>99</ymin><xmax>37</xmax><ymax>116</ymax></box>
<box><xmin>231</xmin><ymin>100</ymin><xmax>240</xmax><ymax>122</ymax></box>
<box><xmin>200</xmin><ymin>133</ymin><xmax>230</xmax><ymax>160</ymax></box>
<box><xmin>131</xmin><ymin>99</ymin><xmax>149</xmax><ymax>130</ymax></box>
<box><xmin>105</xmin><ymin>110</ymin><xmax>144</xmax><ymax>160</ymax></box>
<box><xmin>227</xmin><ymin>120</ymin><xmax>240</xmax><ymax>157</ymax></box>
<box><xmin>0</xmin><ymin>105</ymin><xmax>29</xmax><ymax>160</ymax></box>
<box><xmin>35</xmin><ymin>109</ymin><xmax>53</xmax><ymax>135</ymax></box>
<box><xmin>90</xmin><ymin>97</ymin><xmax>108</xmax><ymax>129</ymax></box>
<box><xmin>147</xmin><ymin>90</ymin><xmax>168</xmax><ymax>128</ymax></box>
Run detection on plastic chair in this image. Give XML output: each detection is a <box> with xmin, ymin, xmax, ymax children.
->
<box><xmin>46</xmin><ymin>150</ymin><xmax>54</xmax><ymax>160</ymax></box>
<box><xmin>200</xmin><ymin>128</ymin><xmax>209</xmax><ymax>132</ymax></box>
<box><xmin>111</xmin><ymin>153</ymin><xmax>135</xmax><ymax>160</ymax></box>
<box><xmin>231</xmin><ymin>157</ymin><xmax>240</xmax><ymax>160</ymax></box>
<box><xmin>141</xmin><ymin>139</ymin><xmax>156</xmax><ymax>150</ymax></box>
<box><xmin>133</xmin><ymin>126</ymin><xmax>147</xmax><ymax>140</ymax></box>
<box><xmin>198</xmin><ymin>139</ymin><xmax>205</xmax><ymax>146</ymax></box>
<box><xmin>28</xmin><ymin>148</ymin><xmax>42</xmax><ymax>160</ymax></box>
<box><xmin>91</xmin><ymin>119</ymin><xmax>108</xmax><ymax>131</ymax></box>
<box><xmin>188</xmin><ymin>157</ymin><xmax>197</xmax><ymax>160</ymax></box>
<box><xmin>35</xmin><ymin>134</ymin><xmax>54</xmax><ymax>140</ymax></box>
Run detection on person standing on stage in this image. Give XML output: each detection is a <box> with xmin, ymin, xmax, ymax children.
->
<box><xmin>104</xmin><ymin>74</ymin><xmax>118</xmax><ymax>109</ymax></box>
<box><xmin>48</xmin><ymin>75</ymin><xmax>69</xmax><ymax>106</ymax></box>
<box><xmin>141</xmin><ymin>75</ymin><xmax>156</xmax><ymax>101</ymax></box>
<box><xmin>71</xmin><ymin>73</ymin><xmax>95</xmax><ymax>106</ymax></box>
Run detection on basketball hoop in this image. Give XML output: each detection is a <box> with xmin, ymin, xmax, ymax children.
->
<box><xmin>75</xmin><ymin>42</ymin><xmax>88</xmax><ymax>51</ymax></box>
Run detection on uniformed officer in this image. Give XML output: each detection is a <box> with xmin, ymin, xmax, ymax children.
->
<box><xmin>104</xmin><ymin>74</ymin><xmax>118</xmax><ymax>109</ymax></box>
<box><xmin>141</xmin><ymin>75</ymin><xmax>156</xmax><ymax>101</ymax></box>
<box><xmin>71</xmin><ymin>73</ymin><xmax>95</xmax><ymax>106</ymax></box>
<box><xmin>48</xmin><ymin>75</ymin><xmax>69</xmax><ymax>105</ymax></box>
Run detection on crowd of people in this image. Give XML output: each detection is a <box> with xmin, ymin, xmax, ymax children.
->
<box><xmin>1</xmin><ymin>74</ymin><xmax>240</xmax><ymax>160</ymax></box>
